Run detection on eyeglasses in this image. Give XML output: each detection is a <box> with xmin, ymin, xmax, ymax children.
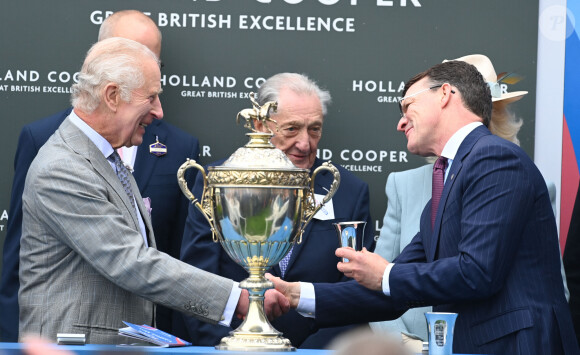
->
<box><xmin>398</xmin><ymin>84</ymin><xmax>455</xmax><ymax>118</ymax></box>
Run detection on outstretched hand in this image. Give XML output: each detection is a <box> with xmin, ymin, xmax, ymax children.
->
<box><xmin>264</xmin><ymin>288</ymin><xmax>290</xmax><ymax>320</ymax></box>
<box><xmin>235</xmin><ymin>289</ymin><xmax>250</xmax><ymax>320</ymax></box>
<box><xmin>234</xmin><ymin>287</ymin><xmax>291</xmax><ymax>321</ymax></box>
<box><xmin>336</xmin><ymin>247</ymin><xmax>389</xmax><ymax>291</ymax></box>
<box><xmin>266</xmin><ymin>273</ymin><xmax>301</xmax><ymax>309</ymax></box>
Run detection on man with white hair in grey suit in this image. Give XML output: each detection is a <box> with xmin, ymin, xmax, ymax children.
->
<box><xmin>18</xmin><ymin>37</ymin><xmax>288</xmax><ymax>344</ymax></box>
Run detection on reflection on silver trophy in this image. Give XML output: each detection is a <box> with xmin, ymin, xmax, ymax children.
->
<box><xmin>333</xmin><ymin>221</ymin><xmax>366</xmax><ymax>262</ymax></box>
<box><xmin>425</xmin><ymin>312</ymin><xmax>458</xmax><ymax>355</ymax></box>
<box><xmin>177</xmin><ymin>93</ymin><xmax>340</xmax><ymax>351</ymax></box>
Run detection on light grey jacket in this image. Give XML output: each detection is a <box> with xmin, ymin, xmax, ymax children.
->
<box><xmin>370</xmin><ymin>164</ymin><xmax>432</xmax><ymax>341</ymax></box>
<box><xmin>19</xmin><ymin>118</ymin><xmax>234</xmax><ymax>344</ymax></box>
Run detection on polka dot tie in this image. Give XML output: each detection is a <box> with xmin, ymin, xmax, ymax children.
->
<box><xmin>279</xmin><ymin>247</ymin><xmax>293</xmax><ymax>278</ymax></box>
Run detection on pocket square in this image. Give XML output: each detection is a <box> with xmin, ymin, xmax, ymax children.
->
<box><xmin>142</xmin><ymin>197</ymin><xmax>152</xmax><ymax>218</ymax></box>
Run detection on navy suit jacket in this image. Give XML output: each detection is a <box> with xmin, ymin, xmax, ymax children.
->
<box><xmin>313</xmin><ymin>126</ymin><xmax>579</xmax><ymax>355</ymax></box>
<box><xmin>0</xmin><ymin>108</ymin><xmax>199</xmax><ymax>341</ymax></box>
<box><xmin>174</xmin><ymin>158</ymin><xmax>375</xmax><ymax>349</ymax></box>
<box><xmin>564</xmin><ymin>187</ymin><xmax>580</xmax><ymax>346</ymax></box>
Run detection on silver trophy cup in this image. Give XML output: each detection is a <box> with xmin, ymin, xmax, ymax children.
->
<box><xmin>333</xmin><ymin>221</ymin><xmax>366</xmax><ymax>262</ymax></box>
<box><xmin>177</xmin><ymin>94</ymin><xmax>340</xmax><ymax>351</ymax></box>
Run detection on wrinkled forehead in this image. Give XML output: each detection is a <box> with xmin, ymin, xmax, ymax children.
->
<box><xmin>275</xmin><ymin>91</ymin><xmax>323</xmax><ymax>120</ymax></box>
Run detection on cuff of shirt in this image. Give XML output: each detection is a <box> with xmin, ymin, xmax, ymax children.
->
<box><xmin>220</xmin><ymin>282</ymin><xmax>242</xmax><ymax>326</ymax></box>
<box><xmin>382</xmin><ymin>263</ymin><xmax>395</xmax><ymax>296</ymax></box>
<box><xmin>296</xmin><ymin>282</ymin><xmax>315</xmax><ymax>318</ymax></box>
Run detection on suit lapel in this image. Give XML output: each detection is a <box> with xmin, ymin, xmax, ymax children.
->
<box><xmin>133</xmin><ymin>120</ymin><xmax>166</xmax><ymax>192</ymax></box>
<box><xmin>428</xmin><ymin>126</ymin><xmax>490</xmax><ymax>261</ymax></box>
<box><xmin>286</xmin><ymin>217</ymin><xmax>316</xmax><ymax>275</ymax></box>
<box><xmin>285</xmin><ymin>159</ymin><xmax>330</xmax><ymax>274</ymax></box>
<box><xmin>59</xmin><ymin>118</ymin><xmax>141</xmax><ymax>232</ymax></box>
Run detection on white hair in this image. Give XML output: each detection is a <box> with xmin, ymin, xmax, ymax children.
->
<box><xmin>70</xmin><ymin>37</ymin><xmax>159</xmax><ymax>113</ymax></box>
<box><xmin>257</xmin><ymin>73</ymin><xmax>332</xmax><ymax>115</ymax></box>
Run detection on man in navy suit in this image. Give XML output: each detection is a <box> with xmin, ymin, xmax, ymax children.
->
<box><xmin>0</xmin><ymin>10</ymin><xmax>199</xmax><ymax>341</ymax></box>
<box><xmin>175</xmin><ymin>73</ymin><xmax>374</xmax><ymax>349</ymax></box>
<box><xmin>271</xmin><ymin>61</ymin><xmax>579</xmax><ymax>354</ymax></box>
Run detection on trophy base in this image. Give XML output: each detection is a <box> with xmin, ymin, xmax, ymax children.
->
<box><xmin>215</xmin><ymin>334</ymin><xmax>295</xmax><ymax>352</ymax></box>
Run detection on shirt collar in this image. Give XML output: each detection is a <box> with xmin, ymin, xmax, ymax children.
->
<box><xmin>68</xmin><ymin>110</ymin><xmax>114</xmax><ymax>159</ymax></box>
<box><xmin>440</xmin><ymin>121</ymin><xmax>483</xmax><ymax>160</ymax></box>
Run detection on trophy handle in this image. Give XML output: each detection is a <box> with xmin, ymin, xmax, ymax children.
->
<box><xmin>299</xmin><ymin>161</ymin><xmax>341</xmax><ymax>243</ymax></box>
<box><xmin>177</xmin><ymin>159</ymin><xmax>219</xmax><ymax>242</ymax></box>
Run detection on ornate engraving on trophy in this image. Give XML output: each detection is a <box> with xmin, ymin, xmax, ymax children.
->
<box><xmin>177</xmin><ymin>93</ymin><xmax>341</xmax><ymax>351</ymax></box>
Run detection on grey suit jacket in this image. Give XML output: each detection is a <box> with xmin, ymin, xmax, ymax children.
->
<box><xmin>370</xmin><ymin>163</ymin><xmax>568</xmax><ymax>341</ymax></box>
<box><xmin>19</xmin><ymin>118</ymin><xmax>234</xmax><ymax>344</ymax></box>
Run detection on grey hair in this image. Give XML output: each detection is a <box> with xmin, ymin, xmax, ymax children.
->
<box><xmin>257</xmin><ymin>73</ymin><xmax>331</xmax><ymax>115</ymax></box>
<box><xmin>71</xmin><ymin>37</ymin><xmax>159</xmax><ymax>113</ymax></box>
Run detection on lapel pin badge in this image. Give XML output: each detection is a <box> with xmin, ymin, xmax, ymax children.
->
<box><xmin>149</xmin><ymin>135</ymin><xmax>167</xmax><ymax>157</ymax></box>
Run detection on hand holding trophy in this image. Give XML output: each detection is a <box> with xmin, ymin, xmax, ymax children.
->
<box><xmin>177</xmin><ymin>93</ymin><xmax>340</xmax><ymax>351</ymax></box>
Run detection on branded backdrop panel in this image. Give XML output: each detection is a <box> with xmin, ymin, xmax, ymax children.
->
<box><xmin>0</xmin><ymin>0</ymin><xmax>539</xmax><ymax>270</ymax></box>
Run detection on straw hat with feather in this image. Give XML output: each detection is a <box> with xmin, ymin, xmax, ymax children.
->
<box><xmin>443</xmin><ymin>54</ymin><xmax>527</xmax><ymax>103</ymax></box>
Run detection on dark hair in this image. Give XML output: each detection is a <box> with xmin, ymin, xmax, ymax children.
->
<box><xmin>403</xmin><ymin>61</ymin><xmax>492</xmax><ymax>126</ymax></box>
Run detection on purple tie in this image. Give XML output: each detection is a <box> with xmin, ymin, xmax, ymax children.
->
<box><xmin>431</xmin><ymin>156</ymin><xmax>448</xmax><ymax>228</ymax></box>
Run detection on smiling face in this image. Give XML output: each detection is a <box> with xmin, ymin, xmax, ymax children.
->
<box><xmin>113</xmin><ymin>58</ymin><xmax>163</xmax><ymax>148</ymax></box>
<box><xmin>259</xmin><ymin>88</ymin><xmax>323</xmax><ymax>169</ymax></box>
<box><xmin>397</xmin><ymin>78</ymin><xmax>442</xmax><ymax>156</ymax></box>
